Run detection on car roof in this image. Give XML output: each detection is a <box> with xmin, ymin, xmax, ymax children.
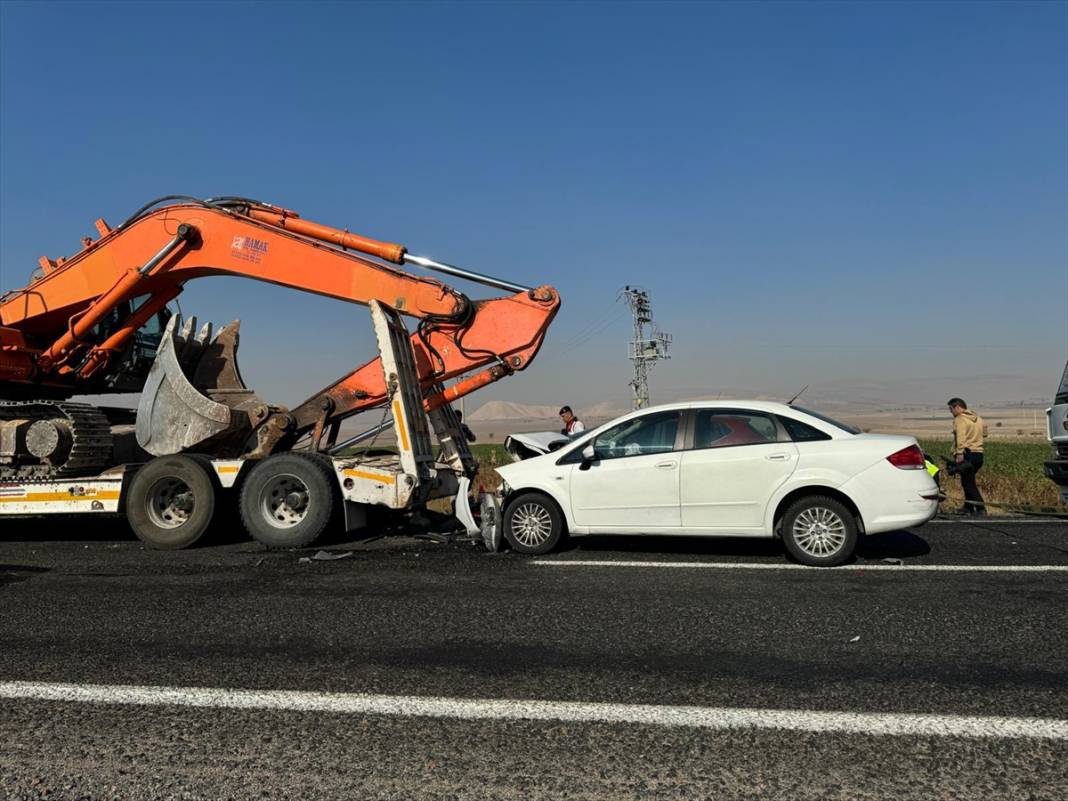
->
<box><xmin>622</xmin><ymin>400</ymin><xmax>812</xmax><ymax>415</ymax></box>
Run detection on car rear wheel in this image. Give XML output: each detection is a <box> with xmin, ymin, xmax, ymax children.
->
<box><xmin>781</xmin><ymin>495</ymin><xmax>857</xmax><ymax>567</ymax></box>
<box><xmin>503</xmin><ymin>492</ymin><xmax>565</xmax><ymax>555</ymax></box>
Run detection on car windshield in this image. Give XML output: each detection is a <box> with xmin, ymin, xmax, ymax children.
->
<box><xmin>790</xmin><ymin>406</ymin><xmax>861</xmax><ymax>435</ymax></box>
<box><xmin>1056</xmin><ymin>361</ymin><xmax>1068</xmax><ymax>405</ymax></box>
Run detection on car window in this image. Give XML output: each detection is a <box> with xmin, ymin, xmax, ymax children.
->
<box><xmin>778</xmin><ymin>415</ymin><xmax>831</xmax><ymax>442</ymax></box>
<box><xmin>693</xmin><ymin>410</ymin><xmax>778</xmax><ymax>449</ymax></box>
<box><xmin>591</xmin><ymin>411</ymin><xmax>680</xmax><ymax>460</ymax></box>
<box><xmin>790</xmin><ymin>406</ymin><xmax>860</xmax><ymax>435</ymax></box>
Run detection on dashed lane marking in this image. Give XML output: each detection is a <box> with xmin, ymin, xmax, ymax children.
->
<box><xmin>0</xmin><ymin>681</ymin><xmax>1064</xmax><ymax>740</ymax></box>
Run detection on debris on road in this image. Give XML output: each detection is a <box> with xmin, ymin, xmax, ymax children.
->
<box><xmin>299</xmin><ymin>550</ymin><xmax>355</xmax><ymax>563</ymax></box>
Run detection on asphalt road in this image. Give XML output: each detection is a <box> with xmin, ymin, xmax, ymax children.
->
<box><xmin>1</xmin><ymin>516</ymin><xmax>1066</xmax><ymax>800</ymax></box>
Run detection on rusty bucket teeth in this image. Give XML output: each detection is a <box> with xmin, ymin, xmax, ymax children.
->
<box><xmin>135</xmin><ymin>314</ymin><xmax>267</xmax><ymax>457</ymax></box>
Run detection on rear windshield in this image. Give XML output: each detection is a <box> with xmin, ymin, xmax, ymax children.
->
<box><xmin>777</xmin><ymin>415</ymin><xmax>832</xmax><ymax>442</ymax></box>
<box><xmin>791</xmin><ymin>406</ymin><xmax>861</xmax><ymax>435</ymax></box>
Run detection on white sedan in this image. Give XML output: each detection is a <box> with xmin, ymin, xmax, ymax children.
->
<box><xmin>490</xmin><ymin>401</ymin><xmax>939</xmax><ymax>566</ymax></box>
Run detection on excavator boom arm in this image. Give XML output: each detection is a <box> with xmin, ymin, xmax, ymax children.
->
<box><xmin>1</xmin><ymin>202</ymin><xmax>466</xmax><ymax>336</ymax></box>
<box><xmin>0</xmin><ymin>197</ymin><xmax>559</xmax><ymax>453</ymax></box>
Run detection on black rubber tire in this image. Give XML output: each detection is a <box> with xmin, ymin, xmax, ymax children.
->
<box><xmin>780</xmin><ymin>495</ymin><xmax>858</xmax><ymax>567</ymax></box>
<box><xmin>239</xmin><ymin>452</ymin><xmax>338</xmax><ymax>549</ymax></box>
<box><xmin>126</xmin><ymin>455</ymin><xmax>217</xmax><ymax>550</ymax></box>
<box><xmin>502</xmin><ymin>492</ymin><xmax>565</xmax><ymax>555</ymax></box>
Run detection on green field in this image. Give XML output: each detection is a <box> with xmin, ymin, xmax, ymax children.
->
<box><xmin>918</xmin><ymin>438</ymin><xmax>1060</xmax><ymax>513</ymax></box>
<box><xmin>469</xmin><ymin>443</ymin><xmax>510</xmax><ymax>464</ymax></box>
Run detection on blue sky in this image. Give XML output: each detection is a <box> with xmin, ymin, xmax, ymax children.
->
<box><xmin>1</xmin><ymin>0</ymin><xmax>1065</xmax><ymax>411</ymax></box>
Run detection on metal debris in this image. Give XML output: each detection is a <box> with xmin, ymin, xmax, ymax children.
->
<box><xmin>311</xmin><ymin>550</ymin><xmax>353</xmax><ymax>561</ymax></box>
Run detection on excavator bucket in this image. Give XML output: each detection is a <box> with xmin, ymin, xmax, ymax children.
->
<box><xmin>136</xmin><ymin>314</ymin><xmax>269</xmax><ymax>456</ymax></box>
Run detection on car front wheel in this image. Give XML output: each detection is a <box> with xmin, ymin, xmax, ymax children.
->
<box><xmin>503</xmin><ymin>492</ymin><xmax>565</xmax><ymax>555</ymax></box>
<box><xmin>781</xmin><ymin>495</ymin><xmax>857</xmax><ymax>567</ymax></box>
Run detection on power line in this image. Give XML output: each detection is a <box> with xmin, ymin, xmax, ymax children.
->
<box><xmin>556</xmin><ymin>303</ymin><xmax>627</xmax><ymax>349</ymax></box>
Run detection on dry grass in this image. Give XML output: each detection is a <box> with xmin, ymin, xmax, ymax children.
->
<box><xmin>918</xmin><ymin>438</ymin><xmax>1060</xmax><ymax>514</ymax></box>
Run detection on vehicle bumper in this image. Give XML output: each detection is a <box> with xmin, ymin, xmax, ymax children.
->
<box><xmin>454</xmin><ymin>479</ymin><xmax>504</xmax><ymax>552</ymax></box>
<box><xmin>1043</xmin><ymin>460</ymin><xmax>1068</xmax><ymax>487</ymax></box>
<box><xmin>1044</xmin><ymin>460</ymin><xmax>1068</xmax><ymax>504</ymax></box>
<box><xmin>863</xmin><ymin>498</ymin><xmax>939</xmax><ymax>533</ymax></box>
<box><xmin>840</xmin><ymin>460</ymin><xmax>940</xmax><ymax>534</ymax></box>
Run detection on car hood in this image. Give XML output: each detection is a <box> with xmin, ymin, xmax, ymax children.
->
<box><xmin>495</xmin><ymin>448</ymin><xmax>560</xmax><ymax>484</ymax></box>
<box><xmin>503</xmin><ymin>431</ymin><xmax>570</xmax><ymax>461</ymax></box>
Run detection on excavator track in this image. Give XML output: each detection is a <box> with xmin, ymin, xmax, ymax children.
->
<box><xmin>0</xmin><ymin>400</ymin><xmax>113</xmax><ymax>480</ymax></box>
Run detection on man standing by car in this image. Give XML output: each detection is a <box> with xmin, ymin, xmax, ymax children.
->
<box><xmin>559</xmin><ymin>405</ymin><xmax>585</xmax><ymax>437</ymax></box>
<box><xmin>947</xmin><ymin>397</ymin><xmax>986</xmax><ymax>515</ymax></box>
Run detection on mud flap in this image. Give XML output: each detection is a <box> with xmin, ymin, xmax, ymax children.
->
<box><xmin>136</xmin><ymin>314</ymin><xmax>269</xmax><ymax>456</ymax></box>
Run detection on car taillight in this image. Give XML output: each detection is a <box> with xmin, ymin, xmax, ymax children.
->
<box><xmin>887</xmin><ymin>444</ymin><xmax>925</xmax><ymax>469</ymax></box>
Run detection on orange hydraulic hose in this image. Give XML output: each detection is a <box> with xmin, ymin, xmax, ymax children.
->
<box><xmin>248</xmin><ymin>209</ymin><xmax>407</xmax><ymax>265</ymax></box>
<box><xmin>424</xmin><ymin>365</ymin><xmax>510</xmax><ymax>412</ymax></box>
<box><xmin>37</xmin><ymin>269</ymin><xmax>144</xmax><ymax>370</ymax></box>
<box><xmin>37</xmin><ymin>224</ymin><xmax>193</xmax><ymax>371</ymax></box>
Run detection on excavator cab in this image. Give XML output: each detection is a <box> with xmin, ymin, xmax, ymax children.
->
<box><xmin>93</xmin><ymin>300</ymin><xmax>172</xmax><ymax>393</ymax></box>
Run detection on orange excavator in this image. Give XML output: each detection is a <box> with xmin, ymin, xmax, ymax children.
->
<box><xmin>0</xmin><ymin>195</ymin><xmax>559</xmax><ymax>549</ymax></box>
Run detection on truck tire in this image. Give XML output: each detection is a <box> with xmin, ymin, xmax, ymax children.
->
<box><xmin>239</xmin><ymin>452</ymin><xmax>337</xmax><ymax>549</ymax></box>
<box><xmin>127</xmin><ymin>455</ymin><xmax>217</xmax><ymax>550</ymax></box>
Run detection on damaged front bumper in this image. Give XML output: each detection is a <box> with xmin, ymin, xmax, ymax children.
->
<box><xmin>454</xmin><ymin>476</ymin><xmax>503</xmax><ymax>552</ymax></box>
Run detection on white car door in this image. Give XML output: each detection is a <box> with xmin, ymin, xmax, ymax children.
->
<box><xmin>679</xmin><ymin>409</ymin><xmax>798</xmax><ymax>530</ymax></box>
<box><xmin>567</xmin><ymin>409</ymin><xmax>683</xmax><ymax>529</ymax></box>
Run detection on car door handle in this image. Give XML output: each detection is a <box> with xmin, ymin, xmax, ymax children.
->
<box><xmin>655</xmin><ymin>461</ymin><xmax>677</xmax><ymax>469</ymax></box>
<box><xmin>765</xmin><ymin>453</ymin><xmax>791</xmax><ymax>461</ymax></box>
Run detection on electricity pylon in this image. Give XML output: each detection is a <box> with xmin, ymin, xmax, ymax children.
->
<box><xmin>621</xmin><ymin>286</ymin><xmax>671</xmax><ymax>409</ymax></box>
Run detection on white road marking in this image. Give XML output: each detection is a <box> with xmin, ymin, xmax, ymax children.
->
<box><xmin>533</xmin><ymin>560</ymin><xmax>1068</xmax><ymax>572</ymax></box>
<box><xmin>0</xmin><ymin>681</ymin><xmax>1064</xmax><ymax>740</ymax></box>
<box><xmin>928</xmin><ymin>519</ymin><xmax>1066</xmax><ymax>525</ymax></box>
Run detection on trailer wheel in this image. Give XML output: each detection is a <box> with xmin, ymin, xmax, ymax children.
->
<box><xmin>127</xmin><ymin>455</ymin><xmax>217</xmax><ymax>550</ymax></box>
<box><xmin>239</xmin><ymin>452</ymin><xmax>337</xmax><ymax>549</ymax></box>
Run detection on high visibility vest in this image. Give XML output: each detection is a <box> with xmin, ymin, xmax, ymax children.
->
<box><xmin>925</xmin><ymin>459</ymin><xmax>939</xmax><ymax>478</ymax></box>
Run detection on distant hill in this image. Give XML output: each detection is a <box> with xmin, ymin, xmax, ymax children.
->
<box><xmin>583</xmin><ymin>400</ymin><xmax>631</xmax><ymax>418</ymax></box>
<box><xmin>467</xmin><ymin>401</ymin><xmax>562</xmax><ymax>421</ymax></box>
<box><xmin>468</xmin><ymin>400</ymin><xmax>632</xmax><ymax>422</ymax></box>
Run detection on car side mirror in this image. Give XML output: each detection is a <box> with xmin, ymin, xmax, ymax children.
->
<box><xmin>579</xmin><ymin>444</ymin><xmax>597</xmax><ymax>471</ymax></box>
